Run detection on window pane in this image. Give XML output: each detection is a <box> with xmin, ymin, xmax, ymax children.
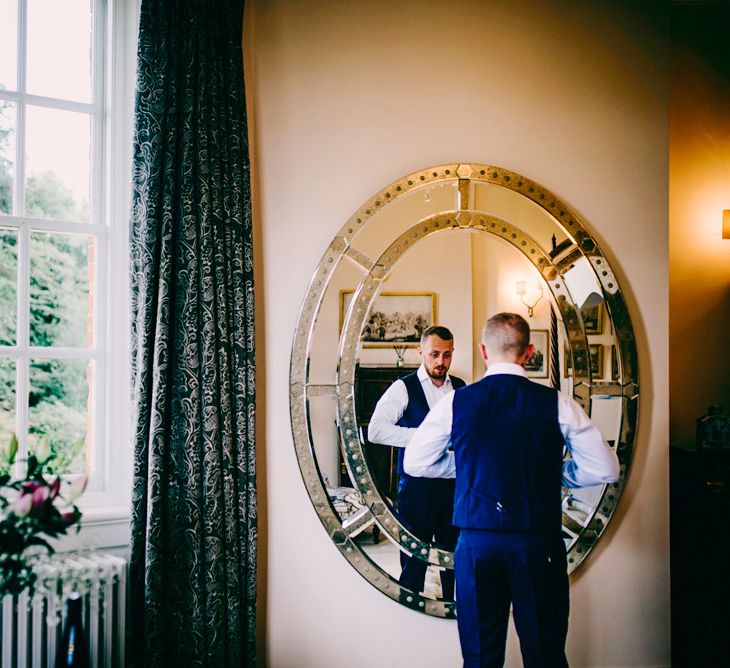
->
<box><xmin>0</xmin><ymin>1</ymin><xmax>18</xmax><ymax>92</ymax></box>
<box><xmin>0</xmin><ymin>227</ymin><xmax>18</xmax><ymax>346</ymax></box>
<box><xmin>29</xmin><ymin>358</ymin><xmax>92</xmax><ymax>474</ymax></box>
<box><xmin>0</xmin><ymin>358</ymin><xmax>16</xmax><ymax>474</ymax></box>
<box><xmin>27</xmin><ymin>0</ymin><xmax>92</xmax><ymax>103</ymax></box>
<box><xmin>25</xmin><ymin>106</ymin><xmax>90</xmax><ymax>222</ymax></box>
<box><xmin>30</xmin><ymin>231</ymin><xmax>94</xmax><ymax>348</ymax></box>
<box><xmin>0</xmin><ymin>101</ymin><xmax>16</xmax><ymax>215</ymax></box>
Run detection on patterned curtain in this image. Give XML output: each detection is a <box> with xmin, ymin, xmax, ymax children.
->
<box><xmin>128</xmin><ymin>0</ymin><xmax>256</xmax><ymax>666</ymax></box>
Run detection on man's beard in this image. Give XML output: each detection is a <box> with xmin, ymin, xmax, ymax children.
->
<box><xmin>428</xmin><ymin>366</ymin><xmax>447</xmax><ymax>379</ymax></box>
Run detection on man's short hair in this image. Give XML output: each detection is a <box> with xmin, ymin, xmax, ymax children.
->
<box><xmin>420</xmin><ymin>325</ymin><xmax>454</xmax><ymax>346</ymax></box>
<box><xmin>481</xmin><ymin>313</ymin><xmax>530</xmax><ymax>356</ymax></box>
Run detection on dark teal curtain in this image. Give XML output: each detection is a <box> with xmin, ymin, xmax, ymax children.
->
<box><xmin>129</xmin><ymin>0</ymin><xmax>256</xmax><ymax>666</ymax></box>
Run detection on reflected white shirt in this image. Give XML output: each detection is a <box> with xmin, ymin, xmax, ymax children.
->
<box><xmin>403</xmin><ymin>362</ymin><xmax>620</xmax><ymax>487</ymax></box>
<box><xmin>367</xmin><ymin>364</ymin><xmax>455</xmax><ymax>449</ymax></box>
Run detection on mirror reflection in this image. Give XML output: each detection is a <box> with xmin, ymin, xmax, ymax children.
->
<box><xmin>291</xmin><ymin>165</ymin><xmax>637</xmax><ymax>615</ymax></box>
<box><xmin>312</xmin><ymin>228</ymin><xmax>617</xmax><ymax>600</ymax></box>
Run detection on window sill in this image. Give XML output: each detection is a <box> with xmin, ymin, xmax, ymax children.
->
<box><xmin>53</xmin><ymin>508</ymin><xmax>131</xmax><ymax>554</ymax></box>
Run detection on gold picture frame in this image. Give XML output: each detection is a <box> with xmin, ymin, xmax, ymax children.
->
<box><xmin>339</xmin><ymin>291</ymin><xmax>436</xmax><ymax>348</ymax></box>
<box><xmin>589</xmin><ymin>344</ymin><xmax>604</xmax><ymax>378</ymax></box>
<box><xmin>581</xmin><ymin>303</ymin><xmax>604</xmax><ymax>335</ymax></box>
<box><xmin>563</xmin><ymin>341</ymin><xmax>572</xmax><ymax>377</ymax></box>
<box><xmin>525</xmin><ymin>329</ymin><xmax>549</xmax><ymax>378</ymax></box>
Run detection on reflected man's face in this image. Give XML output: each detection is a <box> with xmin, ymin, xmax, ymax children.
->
<box><xmin>419</xmin><ymin>335</ymin><xmax>454</xmax><ymax>382</ymax></box>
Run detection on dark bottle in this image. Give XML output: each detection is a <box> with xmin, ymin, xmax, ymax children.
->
<box><xmin>57</xmin><ymin>592</ymin><xmax>88</xmax><ymax>668</ymax></box>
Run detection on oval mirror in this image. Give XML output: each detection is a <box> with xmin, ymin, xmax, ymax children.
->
<box><xmin>290</xmin><ymin>164</ymin><xmax>637</xmax><ymax>618</ymax></box>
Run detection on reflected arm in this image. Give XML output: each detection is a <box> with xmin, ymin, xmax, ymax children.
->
<box><xmin>404</xmin><ymin>393</ymin><xmax>455</xmax><ymax>478</ymax></box>
<box><xmin>367</xmin><ymin>379</ymin><xmax>415</xmax><ymax>448</ymax></box>
<box><xmin>560</xmin><ymin>394</ymin><xmax>620</xmax><ymax>487</ymax></box>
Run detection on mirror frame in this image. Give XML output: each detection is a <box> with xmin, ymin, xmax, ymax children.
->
<box><xmin>290</xmin><ymin>164</ymin><xmax>638</xmax><ymax>618</ymax></box>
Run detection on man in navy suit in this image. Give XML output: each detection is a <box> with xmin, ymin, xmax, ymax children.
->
<box><xmin>405</xmin><ymin>313</ymin><xmax>619</xmax><ymax>667</ymax></box>
<box><xmin>368</xmin><ymin>325</ymin><xmax>466</xmax><ymax>600</ymax></box>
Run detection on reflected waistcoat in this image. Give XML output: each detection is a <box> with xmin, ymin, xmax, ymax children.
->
<box><xmin>451</xmin><ymin>374</ymin><xmax>564</xmax><ymax>535</ymax></box>
<box><xmin>396</xmin><ymin>371</ymin><xmax>466</xmax><ymax>477</ymax></box>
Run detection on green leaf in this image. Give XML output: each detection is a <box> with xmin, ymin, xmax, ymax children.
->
<box><xmin>7</xmin><ymin>433</ymin><xmax>17</xmax><ymax>465</ymax></box>
<box><xmin>25</xmin><ymin>454</ymin><xmax>39</xmax><ymax>478</ymax></box>
<box><xmin>24</xmin><ymin>536</ymin><xmax>53</xmax><ymax>553</ymax></box>
<box><xmin>71</xmin><ymin>436</ymin><xmax>85</xmax><ymax>457</ymax></box>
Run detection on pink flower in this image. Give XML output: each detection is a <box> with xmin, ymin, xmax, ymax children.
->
<box><xmin>17</xmin><ymin>481</ymin><xmax>51</xmax><ymax>510</ymax></box>
<box><xmin>31</xmin><ymin>485</ymin><xmax>49</xmax><ymax>508</ymax></box>
<box><xmin>48</xmin><ymin>477</ymin><xmax>61</xmax><ymax>500</ymax></box>
<box><xmin>60</xmin><ymin>512</ymin><xmax>77</xmax><ymax>528</ymax></box>
<box><xmin>12</xmin><ymin>492</ymin><xmax>33</xmax><ymax>517</ymax></box>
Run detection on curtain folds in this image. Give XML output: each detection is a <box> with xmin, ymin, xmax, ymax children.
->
<box><xmin>129</xmin><ymin>1</ymin><xmax>256</xmax><ymax>665</ymax></box>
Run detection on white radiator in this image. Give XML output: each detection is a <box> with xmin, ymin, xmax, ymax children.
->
<box><xmin>0</xmin><ymin>552</ymin><xmax>127</xmax><ymax>668</ymax></box>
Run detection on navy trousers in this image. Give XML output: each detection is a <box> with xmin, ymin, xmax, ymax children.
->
<box><xmin>454</xmin><ymin>529</ymin><xmax>569</xmax><ymax>668</ymax></box>
<box><xmin>397</xmin><ymin>475</ymin><xmax>458</xmax><ymax>600</ymax></box>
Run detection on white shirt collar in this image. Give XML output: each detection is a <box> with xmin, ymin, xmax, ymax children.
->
<box><xmin>417</xmin><ymin>363</ymin><xmax>453</xmax><ymax>389</ymax></box>
<box><xmin>483</xmin><ymin>362</ymin><xmax>528</xmax><ymax>378</ymax></box>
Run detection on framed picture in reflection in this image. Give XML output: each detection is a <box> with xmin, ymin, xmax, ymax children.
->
<box><xmin>340</xmin><ymin>291</ymin><xmax>435</xmax><ymax>348</ymax></box>
<box><xmin>589</xmin><ymin>344</ymin><xmax>604</xmax><ymax>378</ymax></box>
<box><xmin>563</xmin><ymin>341</ymin><xmax>572</xmax><ymax>377</ymax></box>
<box><xmin>525</xmin><ymin>329</ymin><xmax>548</xmax><ymax>378</ymax></box>
<box><xmin>581</xmin><ymin>303</ymin><xmax>604</xmax><ymax>334</ymax></box>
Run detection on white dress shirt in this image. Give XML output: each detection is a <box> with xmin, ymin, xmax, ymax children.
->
<box><xmin>403</xmin><ymin>362</ymin><xmax>620</xmax><ymax>487</ymax></box>
<box><xmin>367</xmin><ymin>364</ymin><xmax>456</xmax><ymax>449</ymax></box>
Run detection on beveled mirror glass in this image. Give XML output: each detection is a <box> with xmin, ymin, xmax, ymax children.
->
<box><xmin>290</xmin><ymin>164</ymin><xmax>638</xmax><ymax>618</ymax></box>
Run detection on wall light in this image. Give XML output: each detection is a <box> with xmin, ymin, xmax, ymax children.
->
<box><xmin>723</xmin><ymin>210</ymin><xmax>730</xmax><ymax>239</ymax></box>
<box><xmin>516</xmin><ymin>280</ymin><xmax>543</xmax><ymax>318</ymax></box>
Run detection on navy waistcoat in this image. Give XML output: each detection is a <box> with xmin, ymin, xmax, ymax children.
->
<box><xmin>396</xmin><ymin>371</ymin><xmax>466</xmax><ymax>477</ymax></box>
<box><xmin>451</xmin><ymin>374</ymin><xmax>564</xmax><ymax>535</ymax></box>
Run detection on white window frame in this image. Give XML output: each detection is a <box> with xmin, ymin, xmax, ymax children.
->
<box><xmin>0</xmin><ymin>0</ymin><xmax>137</xmax><ymax>548</ymax></box>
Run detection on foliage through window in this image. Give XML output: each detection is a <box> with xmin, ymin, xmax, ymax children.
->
<box><xmin>0</xmin><ymin>0</ymin><xmax>108</xmax><ymax>480</ymax></box>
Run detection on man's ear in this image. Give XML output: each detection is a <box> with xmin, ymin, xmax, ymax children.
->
<box><xmin>479</xmin><ymin>343</ymin><xmax>488</xmax><ymax>364</ymax></box>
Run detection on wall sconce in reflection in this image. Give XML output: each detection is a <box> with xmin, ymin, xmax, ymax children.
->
<box><xmin>723</xmin><ymin>210</ymin><xmax>730</xmax><ymax>239</ymax></box>
<box><xmin>516</xmin><ymin>280</ymin><xmax>543</xmax><ymax>318</ymax></box>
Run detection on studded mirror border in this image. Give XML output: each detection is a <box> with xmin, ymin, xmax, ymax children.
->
<box><xmin>289</xmin><ymin>164</ymin><xmax>638</xmax><ymax>617</ymax></box>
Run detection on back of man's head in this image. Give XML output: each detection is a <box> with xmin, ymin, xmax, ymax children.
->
<box><xmin>482</xmin><ymin>313</ymin><xmax>530</xmax><ymax>359</ymax></box>
<box><xmin>420</xmin><ymin>325</ymin><xmax>454</xmax><ymax>346</ymax></box>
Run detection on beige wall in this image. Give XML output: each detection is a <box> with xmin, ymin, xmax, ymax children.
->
<box><xmin>248</xmin><ymin>1</ymin><xmax>669</xmax><ymax>666</ymax></box>
<box><xmin>669</xmin><ymin>23</ymin><xmax>730</xmax><ymax>450</ymax></box>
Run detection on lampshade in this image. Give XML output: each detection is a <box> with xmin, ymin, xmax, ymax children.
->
<box><xmin>724</xmin><ymin>210</ymin><xmax>730</xmax><ymax>239</ymax></box>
